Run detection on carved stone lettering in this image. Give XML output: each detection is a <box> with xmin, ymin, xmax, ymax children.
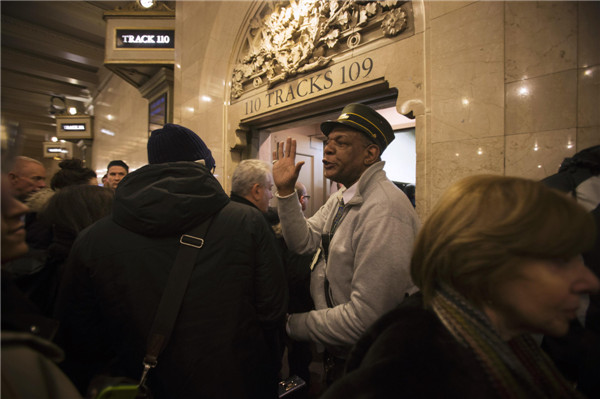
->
<box><xmin>243</xmin><ymin>56</ymin><xmax>375</xmax><ymax>117</ymax></box>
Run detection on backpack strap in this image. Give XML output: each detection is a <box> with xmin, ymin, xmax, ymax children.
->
<box><xmin>139</xmin><ymin>214</ymin><xmax>216</xmax><ymax>388</ymax></box>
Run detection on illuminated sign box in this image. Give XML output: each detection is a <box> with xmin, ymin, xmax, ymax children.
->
<box><xmin>104</xmin><ymin>17</ymin><xmax>175</xmax><ymax>64</ymax></box>
<box><xmin>116</xmin><ymin>29</ymin><xmax>174</xmax><ymax>49</ymax></box>
<box><xmin>43</xmin><ymin>141</ymin><xmax>74</xmax><ymax>159</ymax></box>
<box><xmin>103</xmin><ymin>9</ymin><xmax>175</xmax><ymax>89</ymax></box>
<box><xmin>55</xmin><ymin>115</ymin><xmax>93</xmax><ymax>139</ymax></box>
<box><xmin>61</xmin><ymin>123</ymin><xmax>86</xmax><ymax>131</ymax></box>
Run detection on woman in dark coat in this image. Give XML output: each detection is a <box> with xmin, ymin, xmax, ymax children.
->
<box><xmin>26</xmin><ymin>185</ymin><xmax>114</xmax><ymax>316</ymax></box>
<box><xmin>322</xmin><ymin>175</ymin><xmax>599</xmax><ymax>398</ymax></box>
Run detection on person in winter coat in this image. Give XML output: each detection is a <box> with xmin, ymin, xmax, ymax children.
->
<box><xmin>322</xmin><ymin>175</ymin><xmax>599</xmax><ymax>399</ymax></box>
<box><xmin>9</xmin><ymin>160</ymin><xmax>107</xmax><ymax>316</ymax></box>
<box><xmin>540</xmin><ymin>145</ymin><xmax>600</xmax><ymax>397</ymax></box>
<box><xmin>55</xmin><ymin>123</ymin><xmax>288</xmax><ymax>399</ymax></box>
<box><xmin>230</xmin><ymin>160</ymin><xmax>315</xmax><ymax>388</ymax></box>
<box><xmin>272</xmin><ymin>103</ymin><xmax>420</xmax><ymax>385</ymax></box>
<box><xmin>1</xmin><ymin>124</ymin><xmax>81</xmax><ymax>399</ymax></box>
<box><xmin>22</xmin><ymin>184</ymin><xmax>114</xmax><ymax>317</ymax></box>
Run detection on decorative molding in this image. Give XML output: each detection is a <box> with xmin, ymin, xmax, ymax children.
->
<box><xmin>139</xmin><ymin>67</ymin><xmax>173</xmax><ymax>99</ymax></box>
<box><xmin>231</xmin><ymin>0</ymin><xmax>411</xmax><ymax>101</ymax></box>
<box><xmin>232</xmin><ymin>128</ymin><xmax>249</xmax><ymax>151</ymax></box>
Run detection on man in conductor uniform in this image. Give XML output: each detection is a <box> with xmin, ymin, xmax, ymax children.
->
<box><xmin>272</xmin><ymin>103</ymin><xmax>420</xmax><ymax>384</ymax></box>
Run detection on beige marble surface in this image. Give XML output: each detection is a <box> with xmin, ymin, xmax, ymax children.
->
<box><xmin>579</xmin><ymin>1</ymin><xmax>600</xmax><ymax>68</ymax></box>
<box><xmin>376</xmin><ymin>34</ymin><xmax>426</xmax><ymax>117</ymax></box>
<box><xmin>90</xmin><ymin>75</ymin><xmax>149</xmax><ymax>175</ymax></box>
<box><xmin>429</xmin><ymin>1</ymin><xmax>504</xmax><ymax>144</ymax></box>
<box><xmin>430</xmin><ymin>135</ymin><xmax>505</xmax><ymax>207</ymax></box>
<box><xmin>505</xmin><ymin>1</ymin><xmax>577</xmax><ymax>83</ymax></box>
<box><xmin>175</xmin><ymin>1</ymin><xmax>251</xmax><ymax>188</ymax></box>
<box><xmin>426</xmin><ymin>0</ymin><xmax>477</xmax><ymax>21</ymax></box>
<box><xmin>505</xmin><ymin>69</ymin><xmax>578</xmax><ymax>135</ymax></box>
<box><xmin>505</xmin><ymin>128</ymin><xmax>577</xmax><ymax>180</ymax></box>
<box><xmin>577</xmin><ymin>126</ymin><xmax>600</xmax><ymax>152</ymax></box>
<box><xmin>414</xmin><ymin>113</ymin><xmax>429</xmax><ymax>219</ymax></box>
<box><xmin>578</xmin><ymin>65</ymin><xmax>600</xmax><ymax>128</ymax></box>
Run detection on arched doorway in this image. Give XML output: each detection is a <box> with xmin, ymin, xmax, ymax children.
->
<box><xmin>242</xmin><ymin>93</ymin><xmax>416</xmax><ymax>217</ymax></box>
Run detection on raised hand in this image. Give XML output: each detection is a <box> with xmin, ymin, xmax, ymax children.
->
<box><xmin>272</xmin><ymin>137</ymin><xmax>305</xmax><ymax>196</ymax></box>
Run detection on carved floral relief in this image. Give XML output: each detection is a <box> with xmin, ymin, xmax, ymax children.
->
<box><xmin>231</xmin><ymin>0</ymin><xmax>411</xmax><ymax>100</ymax></box>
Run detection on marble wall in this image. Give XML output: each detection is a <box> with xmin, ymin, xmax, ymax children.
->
<box><xmin>173</xmin><ymin>1</ymin><xmax>251</xmax><ymax>184</ymax></box>
<box><xmin>421</xmin><ymin>0</ymin><xmax>598</xmax><ymax>216</ymax></box>
<box><xmin>94</xmin><ymin>0</ymin><xmax>599</xmax><ymax>219</ymax></box>
<box><xmin>90</xmin><ymin>72</ymin><xmax>149</xmax><ymax>177</ymax></box>
<box><xmin>503</xmin><ymin>1</ymin><xmax>595</xmax><ymax>180</ymax></box>
<box><xmin>424</xmin><ymin>0</ymin><xmax>505</xmax><ymax>216</ymax></box>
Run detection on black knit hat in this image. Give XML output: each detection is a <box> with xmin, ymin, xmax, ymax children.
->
<box><xmin>321</xmin><ymin>103</ymin><xmax>395</xmax><ymax>153</ymax></box>
<box><xmin>147</xmin><ymin>123</ymin><xmax>216</xmax><ymax>169</ymax></box>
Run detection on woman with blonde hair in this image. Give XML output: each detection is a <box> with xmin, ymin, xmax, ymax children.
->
<box><xmin>323</xmin><ymin>175</ymin><xmax>599</xmax><ymax>398</ymax></box>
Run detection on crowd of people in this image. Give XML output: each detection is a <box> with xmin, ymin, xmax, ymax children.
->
<box><xmin>1</xmin><ymin>104</ymin><xmax>599</xmax><ymax>399</ymax></box>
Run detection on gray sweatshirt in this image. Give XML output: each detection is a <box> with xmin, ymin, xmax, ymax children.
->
<box><xmin>278</xmin><ymin>162</ymin><xmax>420</xmax><ymax>354</ymax></box>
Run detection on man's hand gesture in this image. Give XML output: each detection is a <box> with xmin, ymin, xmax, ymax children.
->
<box><xmin>272</xmin><ymin>137</ymin><xmax>305</xmax><ymax>197</ymax></box>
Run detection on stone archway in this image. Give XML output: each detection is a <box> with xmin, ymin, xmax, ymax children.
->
<box><xmin>223</xmin><ymin>0</ymin><xmax>424</xmax><ymax>210</ymax></box>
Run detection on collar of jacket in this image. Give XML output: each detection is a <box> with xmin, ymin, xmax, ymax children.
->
<box><xmin>229</xmin><ymin>193</ymin><xmax>259</xmax><ymax>210</ymax></box>
<box><xmin>345</xmin><ymin>161</ymin><xmax>387</xmax><ymax>207</ymax></box>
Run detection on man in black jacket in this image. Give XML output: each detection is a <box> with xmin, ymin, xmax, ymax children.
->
<box><xmin>230</xmin><ymin>159</ymin><xmax>274</xmax><ymax>213</ymax></box>
<box><xmin>231</xmin><ymin>160</ymin><xmax>314</xmax><ymax>391</ymax></box>
<box><xmin>55</xmin><ymin>124</ymin><xmax>287</xmax><ymax>399</ymax></box>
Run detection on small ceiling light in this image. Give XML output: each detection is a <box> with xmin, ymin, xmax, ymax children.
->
<box><xmin>68</xmin><ymin>107</ymin><xmax>77</xmax><ymax>115</ymax></box>
<box><xmin>138</xmin><ymin>0</ymin><xmax>155</xmax><ymax>9</ymax></box>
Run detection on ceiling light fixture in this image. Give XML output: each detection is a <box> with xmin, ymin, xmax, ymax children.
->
<box><xmin>138</xmin><ymin>0</ymin><xmax>156</xmax><ymax>9</ymax></box>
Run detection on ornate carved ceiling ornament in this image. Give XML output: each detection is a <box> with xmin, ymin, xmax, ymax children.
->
<box><xmin>231</xmin><ymin>0</ymin><xmax>411</xmax><ymax>100</ymax></box>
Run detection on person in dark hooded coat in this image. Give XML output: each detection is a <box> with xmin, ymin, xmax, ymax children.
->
<box><xmin>54</xmin><ymin>124</ymin><xmax>287</xmax><ymax>399</ymax></box>
<box><xmin>540</xmin><ymin>145</ymin><xmax>600</xmax><ymax>398</ymax></box>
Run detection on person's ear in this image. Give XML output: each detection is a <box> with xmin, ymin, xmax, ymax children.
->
<box><xmin>364</xmin><ymin>144</ymin><xmax>380</xmax><ymax>166</ymax></box>
<box><xmin>251</xmin><ymin>183</ymin><xmax>262</xmax><ymax>201</ymax></box>
<box><xmin>7</xmin><ymin>172</ymin><xmax>19</xmax><ymax>185</ymax></box>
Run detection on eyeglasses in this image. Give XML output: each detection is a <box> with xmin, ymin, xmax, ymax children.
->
<box><xmin>302</xmin><ymin>195</ymin><xmax>311</xmax><ymax>200</ymax></box>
